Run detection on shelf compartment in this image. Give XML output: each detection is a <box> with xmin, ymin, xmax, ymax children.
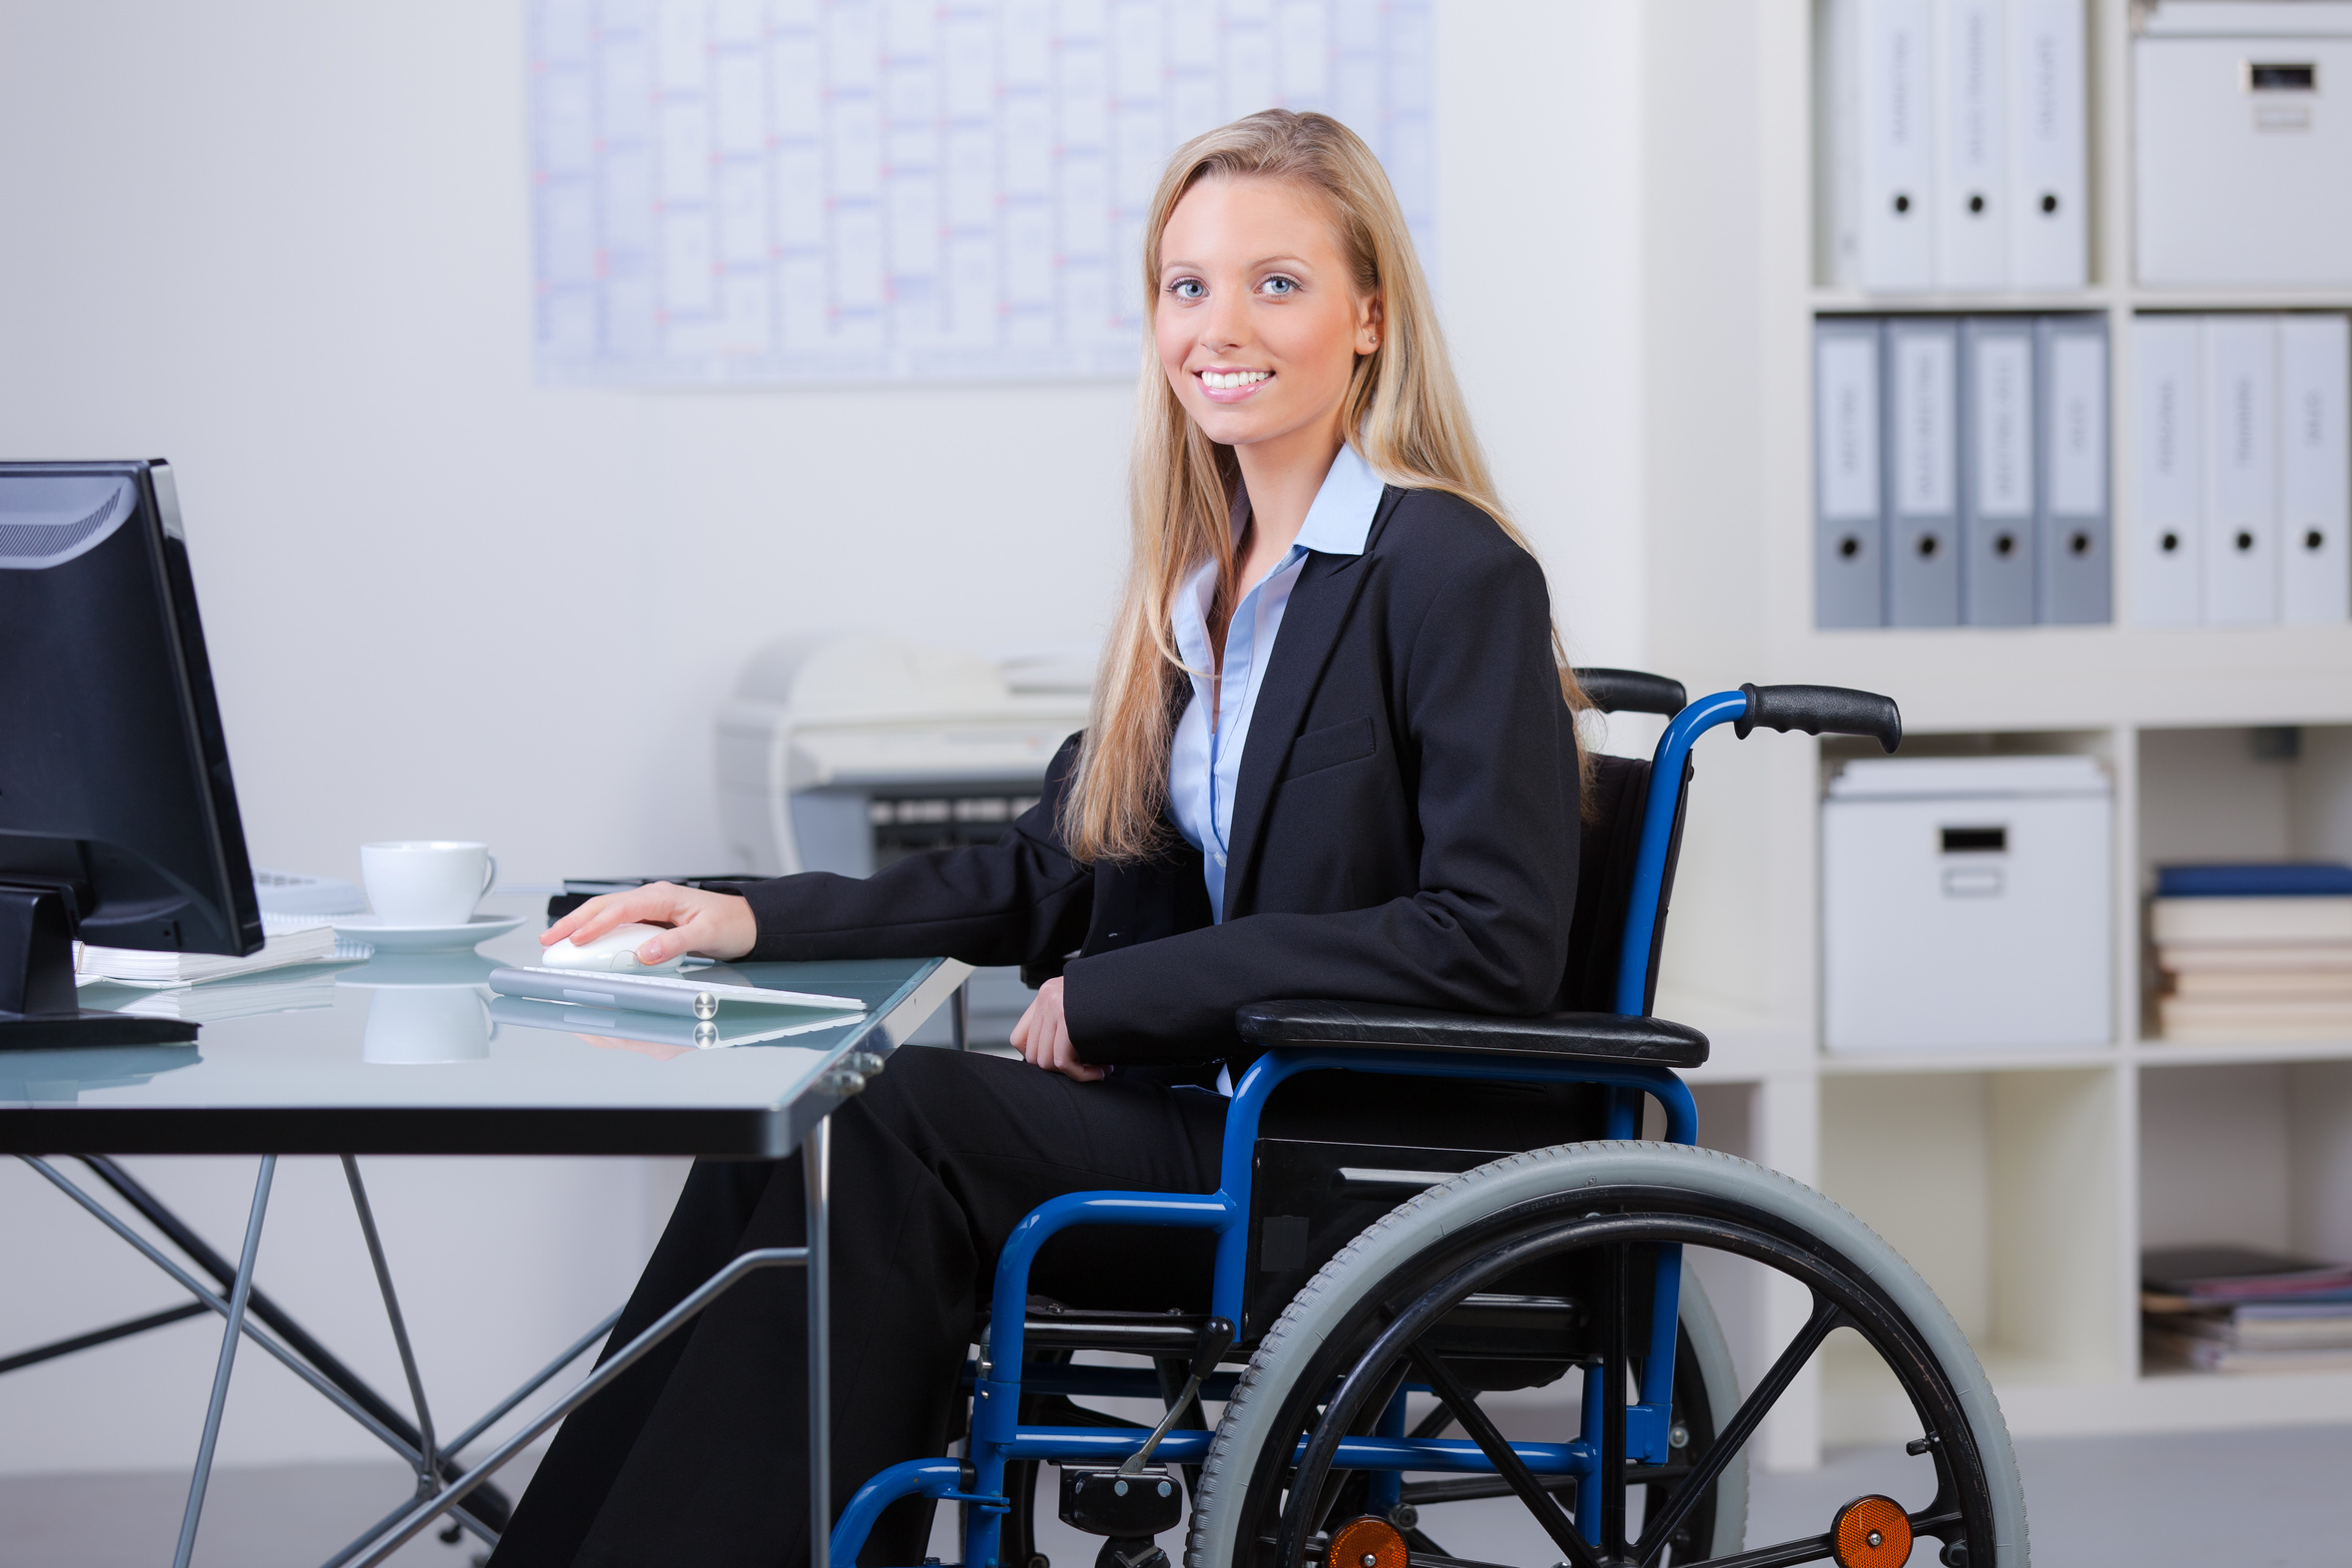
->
<box><xmin>2135</xmin><ymin>724</ymin><xmax>2352</xmax><ymax>1044</ymax></box>
<box><xmin>1818</xmin><ymin>1067</ymin><xmax>2125</xmax><ymax>1443</ymax></box>
<box><xmin>2136</xmin><ymin>1060</ymin><xmax>2352</xmax><ymax>1366</ymax></box>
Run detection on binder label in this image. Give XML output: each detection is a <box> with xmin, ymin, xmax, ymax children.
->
<box><xmin>2049</xmin><ymin>333</ymin><xmax>2107</xmax><ymax>515</ymax></box>
<box><xmin>1976</xmin><ymin>334</ymin><xmax>2033</xmax><ymax>518</ymax></box>
<box><xmin>1895</xmin><ymin>331</ymin><xmax>1957</xmax><ymax>515</ymax></box>
<box><xmin>1820</xmin><ymin>334</ymin><xmax>1883</xmax><ymax>519</ymax></box>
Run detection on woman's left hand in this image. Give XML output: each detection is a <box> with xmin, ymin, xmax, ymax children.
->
<box><xmin>1009</xmin><ymin>977</ymin><xmax>1104</xmax><ymax>1082</ymax></box>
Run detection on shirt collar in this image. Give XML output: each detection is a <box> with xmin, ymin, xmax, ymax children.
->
<box><xmin>1292</xmin><ymin>441</ymin><xmax>1386</xmax><ymax>557</ymax></box>
<box><xmin>1223</xmin><ymin>441</ymin><xmax>1387</xmax><ymax>560</ymax></box>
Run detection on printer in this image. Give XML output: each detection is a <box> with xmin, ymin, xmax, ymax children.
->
<box><xmin>716</xmin><ymin>633</ymin><xmax>1092</xmax><ymax>1046</ymax></box>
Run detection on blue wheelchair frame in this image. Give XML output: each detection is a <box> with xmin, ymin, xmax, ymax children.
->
<box><xmin>834</xmin><ymin>689</ymin><xmax>1756</xmax><ymax>1568</ymax></box>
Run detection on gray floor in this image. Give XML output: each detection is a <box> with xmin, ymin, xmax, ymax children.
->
<box><xmin>4</xmin><ymin>1424</ymin><xmax>2348</xmax><ymax>1567</ymax></box>
<box><xmin>0</xmin><ymin>1450</ymin><xmax>540</xmax><ymax>1568</ymax></box>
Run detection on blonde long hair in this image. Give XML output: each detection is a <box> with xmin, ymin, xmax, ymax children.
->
<box><xmin>1062</xmin><ymin>110</ymin><xmax>1584</xmax><ymax>863</ymax></box>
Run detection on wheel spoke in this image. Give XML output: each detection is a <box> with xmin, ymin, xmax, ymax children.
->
<box><xmin>1634</xmin><ymin>1295</ymin><xmax>1844</xmax><ymax>1567</ymax></box>
<box><xmin>1407</xmin><ymin>1346</ymin><xmax>1603</xmax><ymax>1568</ymax></box>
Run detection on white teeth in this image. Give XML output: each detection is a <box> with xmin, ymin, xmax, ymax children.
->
<box><xmin>1201</xmin><ymin>369</ymin><xmax>1271</xmax><ymax>390</ymax></box>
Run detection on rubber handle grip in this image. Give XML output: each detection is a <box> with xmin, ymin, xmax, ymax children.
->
<box><xmin>1734</xmin><ymin>683</ymin><xmax>1902</xmax><ymax>753</ymax></box>
<box><xmin>1571</xmin><ymin>668</ymin><xmax>1689</xmax><ymax>718</ymax></box>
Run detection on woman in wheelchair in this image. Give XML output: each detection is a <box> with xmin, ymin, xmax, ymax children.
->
<box><xmin>495</xmin><ymin>111</ymin><xmax>2026</xmax><ymax>1568</ymax></box>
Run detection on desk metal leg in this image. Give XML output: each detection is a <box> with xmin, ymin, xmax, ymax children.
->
<box><xmin>806</xmin><ymin>1117</ymin><xmax>833</xmax><ymax>1568</ymax></box>
<box><xmin>173</xmin><ymin>1154</ymin><xmax>275</xmax><ymax>1568</ymax></box>
<box><xmin>950</xmin><ymin>980</ymin><xmax>969</xmax><ymax>1051</ymax></box>
<box><xmin>341</xmin><ymin>1158</ymin><xmax>437</xmax><ymax>1497</ymax></box>
<box><xmin>70</xmin><ymin>1155</ymin><xmax>513</xmax><ymax>1532</ymax></box>
<box><xmin>18</xmin><ymin>1157</ymin><xmax>504</xmax><ymax>1553</ymax></box>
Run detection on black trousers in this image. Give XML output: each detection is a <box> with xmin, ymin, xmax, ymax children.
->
<box><xmin>488</xmin><ymin>1048</ymin><xmax>1230</xmax><ymax>1568</ymax></box>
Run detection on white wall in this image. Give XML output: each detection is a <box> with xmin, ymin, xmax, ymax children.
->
<box><xmin>0</xmin><ymin>0</ymin><xmax>1655</xmax><ymax>1476</ymax></box>
<box><xmin>0</xmin><ymin>0</ymin><xmax>1649</xmax><ymax>891</ymax></box>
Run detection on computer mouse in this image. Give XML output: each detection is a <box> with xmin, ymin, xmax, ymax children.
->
<box><xmin>541</xmin><ymin>923</ymin><xmax>688</xmax><ymax>973</ymax></box>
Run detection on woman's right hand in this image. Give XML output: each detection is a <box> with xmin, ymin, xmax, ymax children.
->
<box><xmin>540</xmin><ymin>882</ymin><xmax>759</xmax><ymax>965</ymax></box>
<box><xmin>1010</xmin><ymin>976</ymin><xmax>1104</xmax><ymax>1082</ymax></box>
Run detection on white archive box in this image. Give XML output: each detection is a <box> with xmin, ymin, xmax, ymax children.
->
<box><xmin>1823</xmin><ymin>755</ymin><xmax>2113</xmax><ymax>1051</ymax></box>
<box><xmin>2134</xmin><ymin>3</ymin><xmax>2352</xmax><ymax>287</ymax></box>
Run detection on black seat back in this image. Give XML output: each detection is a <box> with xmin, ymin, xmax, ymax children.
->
<box><xmin>1559</xmin><ymin>668</ymin><xmax>1690</xmax><ymax>1014</ymax></box>
<box><xmin>1561</xmin><ymin>752</ymin><xmax>1651</xmax><ymax>1010</ymax></box>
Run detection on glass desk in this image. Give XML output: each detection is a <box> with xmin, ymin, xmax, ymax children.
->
<box><xmin>0</xmin><ymin>909</ymin><xmax>962</xmax><ymax>1568</ymax></box>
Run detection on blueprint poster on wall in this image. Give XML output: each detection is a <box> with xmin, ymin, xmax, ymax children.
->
<box><xmin>528</xmin><ymin>0</ymin><xmax>1435</xmax><ymax>386</ymax></box>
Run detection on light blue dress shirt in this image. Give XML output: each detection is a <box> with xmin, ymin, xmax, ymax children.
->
<box><xmin>1168</xmin><ymin>441</ymin><xmax>1387</xmax><ymax>923</ymax></box>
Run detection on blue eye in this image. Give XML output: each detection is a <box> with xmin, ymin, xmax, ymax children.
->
<box><xmin>1260</xmin><ymin>275</ymin><xmax>1298</xmax><ymax>296</ymax></box>
<box><xmin>1170</xmin><ymin>277</ymin><xmax>1205</xmax><ymax>300</ymax></box>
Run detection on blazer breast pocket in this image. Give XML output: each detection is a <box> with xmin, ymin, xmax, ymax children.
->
<box><xmin>1284</xmin><ymin>715</ymin><xmax>1378</xmax><ymax>781</ymax></box>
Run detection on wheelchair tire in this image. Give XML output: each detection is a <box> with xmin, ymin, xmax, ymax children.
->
<box><xmin>1184</xmin><ymin>1141</ymin><xmax>2027</xmax><ymax>1568</ymax></box>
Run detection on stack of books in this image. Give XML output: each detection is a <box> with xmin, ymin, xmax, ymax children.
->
<box><xmin>2148</xmin><ymin>863</ymin><xmax>2352</xmax><ymax>1043</ymax></box>
<box><xmin>2143</xmin><ymin>1246</ymin><xmax>2352</xmax><ymax>1374</ymax></box>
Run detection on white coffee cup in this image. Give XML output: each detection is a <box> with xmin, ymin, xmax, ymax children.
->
<box><xmin>360</xmin><ymin>841</ymin><xmax>497</xmax><ymax>926</ymax></box>
<box><xmin>363</xmin><ymin>985</ymin><xmax>493</xmax><ymax>1064</ymax></box>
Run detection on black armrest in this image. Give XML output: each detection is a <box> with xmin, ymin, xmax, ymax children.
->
<box><xmin>1235</xmin><ymin>1000</ymin><xmax>1708</xmax><ymax>1068</ymax></box>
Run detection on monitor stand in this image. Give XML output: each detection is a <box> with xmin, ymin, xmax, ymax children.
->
<box><xmin>0</xmin><ymin>885</ymin><xmax>199</xmax><ymax>1048</ymax></box>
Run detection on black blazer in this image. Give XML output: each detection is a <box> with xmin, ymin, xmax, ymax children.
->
<box><xmin>734</xmin><ymin>485</ymin><xmax>1581</xmax><ymax>1068</ymax></box>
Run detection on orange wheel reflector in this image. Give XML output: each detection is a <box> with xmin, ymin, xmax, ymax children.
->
<box><xmin>1831</xmin><ymin>1494</ymin><xmax>1913</xmax><ymax>1568</ymax></box>
<box><xmin>1327</xmin><ymin>1515</ymin><xmax>1408</xmax><ymax>1568</ymax></box>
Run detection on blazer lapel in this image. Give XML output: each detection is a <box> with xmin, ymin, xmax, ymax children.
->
<box><xmin>1218</xmin><ymin>488</ymin><xmax>1403</xmax><ymax>919</ymax></box>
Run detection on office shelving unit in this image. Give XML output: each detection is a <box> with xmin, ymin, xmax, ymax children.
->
<box><xmin>1634</xmin><ymin>0</ymin><xmax>2352</xmax><ymax>1466</ymax></box>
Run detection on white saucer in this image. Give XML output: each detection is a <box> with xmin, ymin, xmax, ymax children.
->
<box><xmin>333</xmin><ymin>912</ymin><xmax>527</xmax><ymax>954</ymax></box>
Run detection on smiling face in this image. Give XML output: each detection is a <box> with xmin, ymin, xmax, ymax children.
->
<box><xmin>1153</xmin><ymin>174</ymin><xmax>1382</xmax><ymax>455</ymax></box>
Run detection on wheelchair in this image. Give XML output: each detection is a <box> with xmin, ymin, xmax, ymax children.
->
<box><xmin>833</xmin><ymin>674</ymin><xmax>2027</xmax><ymax>1568</ymax></box>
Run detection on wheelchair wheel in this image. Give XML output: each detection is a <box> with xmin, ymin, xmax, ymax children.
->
<box><xmin>1185</xmin><ymin>1141</ymin><xmax>2027</xmax><ymax>1568</ymax></box>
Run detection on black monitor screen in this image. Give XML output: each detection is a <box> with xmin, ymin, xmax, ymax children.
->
<box><xmin>0</xmin><ymin>460</ymin><xmax>261</xmax><ymax>959</ymax></box>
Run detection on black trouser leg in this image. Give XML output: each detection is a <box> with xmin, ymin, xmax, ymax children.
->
<box><xmin>491</xmin><ymin>1048</ymin><xmax>1228</xmax><ymax>1568</ymax></box>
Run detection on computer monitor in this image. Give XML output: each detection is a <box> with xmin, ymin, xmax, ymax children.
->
<box><xmin>0</xmin><ymin>459</ymin><xmax>263</xmax><ymax>1046</ymax></box>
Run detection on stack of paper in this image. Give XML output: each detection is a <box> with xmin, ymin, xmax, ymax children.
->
<box><xmin>76</xmin><ymin>910</ymin><xmax>342</xmax><ymax>987</ymax></box>
<box><xmin>2143</xmin><ymin>1246</ymin><xmax>2352</xmax><ymax>1373</ymax></box>
<box><xmin>2150</xmin><ymin>865</ymin><xmax>2352</xmax><ymax>1042</ymax></box>
<box><xmin>83</xmin><ymin>970</ymin><xmax>342</xmax><ymax>1024</ymax></box>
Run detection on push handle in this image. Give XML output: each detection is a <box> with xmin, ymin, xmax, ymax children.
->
<box><xmin>1733</xmin><ymin>683</ymin><xmax>1902</xmax><ymax>753</ymax></box>
<box><xmin>1572</xmin><ymin>668</ymin><xmax>1689</xmax><ymax>718</ymax></box>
